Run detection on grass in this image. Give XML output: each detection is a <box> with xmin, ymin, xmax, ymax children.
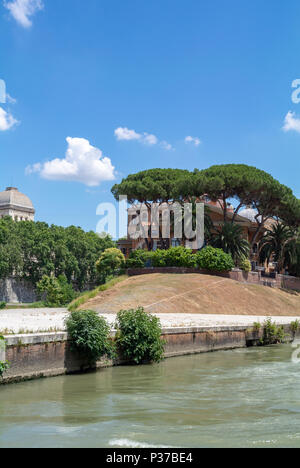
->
<box><xmin>0</xmin><ymin>327</ymin><xmax>63</xmax><ymax>336</ymax></box>
<box><xmin>68</xmin><ymin>275</ymin><xmax>128</xmax><ymax>312</ymax></box>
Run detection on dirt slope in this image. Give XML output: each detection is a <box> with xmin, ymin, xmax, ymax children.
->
<box><xmin>80</xmin><ymin>273</ymin><xmax>300</xmax><ymax>317</ymax></box>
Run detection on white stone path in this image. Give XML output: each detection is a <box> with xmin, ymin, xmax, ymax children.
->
<box><xmin>0</xmin><ymin>308</ymin><xmax>299</xmax><ymax>334</ymax></box>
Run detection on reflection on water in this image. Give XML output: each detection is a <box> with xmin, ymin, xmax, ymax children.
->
<box><xmin>1</xmin><ymin>345</ymin><xmax>300</xmax><ymax>448</ymax></box>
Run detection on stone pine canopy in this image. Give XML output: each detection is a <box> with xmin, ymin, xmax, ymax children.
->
<box><xmin>0</xmin><ymin>187</ymin><xmax>35</xmax><ymax>221</ymax></box>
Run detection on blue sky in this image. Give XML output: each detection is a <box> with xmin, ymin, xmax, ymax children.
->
<box><xmin>1</xmin><ymin>0</ymin><xmax>300</xmax><ymax>232</ymax></box>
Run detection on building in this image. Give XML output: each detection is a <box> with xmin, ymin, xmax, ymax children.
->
<box><xmin>118</xmin><ymin>198</ymin><xmax>275</xmax><ymax>270</ymax></box>
<box><xmin>0</xmin><ymin>187</ymin><xmax>35</xmax><ymax>221</ymax></box>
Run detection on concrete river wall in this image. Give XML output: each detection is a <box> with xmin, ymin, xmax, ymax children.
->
<box><xmin>1</xmin><ymin>324</ymin><xmax>296</xmax><ymax>385</ymax></box>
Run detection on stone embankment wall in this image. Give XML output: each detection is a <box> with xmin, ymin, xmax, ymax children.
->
<box><xmin>0</xmin><ymin>324</ymin><xmax>296</xmax><ymax>385</ymax></box>
<box><xmin>127</xmin><ymin>268</ymin><xmax>300</xmax><ymax>292</ymax></box>
<box><xmin>0</xmin><ymin>278</ymin><xmax>37</xmax><ymax>304</ymax></box>
<box><xmin>0</xmin><ymin>278</ymin><xmax>97</xmax><ymax>304</ymax></box>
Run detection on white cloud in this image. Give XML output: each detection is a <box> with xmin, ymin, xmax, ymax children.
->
<box><xmin>160</xmin><ymin>141</ymin><xmax>173</xmax><ymax>151</ymax></box>
<box><xmin>282</xmin><ymin>111</ymin><xmax>300</xmax><ymax>133</ymax></box>
<box><xmin>0</xmin><ymin>106</ymin><xmax>18</xmax><ymax>131</ymax></box>
<box><xmin>185</xmin><ymin>136</ymin><xmax>202</xmax><ymax>147</ymax></box>
<box><xmin>4</xmin><ymin>0</ymin><xmax>43</xmax><ymax>28</ymax></box>
<box><xmin>114</xmin><ymin>127</ymin><xmax>141</xmax><ymax>141</ymax></box>
<box><xmin>143</xmin><ymin>133</ymin><xmax>158</xmax><ymax>145</ymax></box>
<box><xmin>26</xmin><ymin>137</ymin><xmax>116</xmax><ymax>187</ymax></box>
<box><xmin>115</xmin><ymin>127</ymin><xmax>172</xmax><ymax>150</ymax></box>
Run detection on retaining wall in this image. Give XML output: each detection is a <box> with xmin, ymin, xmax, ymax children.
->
<box><xmin>0</xmin><ymin>278</ymin><xmax>37</xmax><ymax>304</ymax></box>
<box><xmin>127</xmin><ymin>268</ymin><xmax>300</xmax><ymax>292</ymax></box>
<box><xmin>0</xmin><ymin>278</ymin><xmax>97</xmax><ymax>304</ymax></box>
<box><xmin>0</xmin><ymin>324</ymin><xmax>295</xmax><ymax>385</ymax></box>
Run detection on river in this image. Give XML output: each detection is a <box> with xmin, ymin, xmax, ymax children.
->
<box><xmin>1</xmin><ymin>345</ymin><xmax>300</xmax><ymax>448</ymax></box>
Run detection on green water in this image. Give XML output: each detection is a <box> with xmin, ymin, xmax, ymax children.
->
<box><xmin>1</xmin><ymin>345</ymin><xmax>300</xmax><ymax>448</ymax></box>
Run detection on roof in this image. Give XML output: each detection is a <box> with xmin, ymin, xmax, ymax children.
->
<box><xmin>0</xmin><ymin>187</ymin><xmax>35</xmax><ymax>214</ymax></box>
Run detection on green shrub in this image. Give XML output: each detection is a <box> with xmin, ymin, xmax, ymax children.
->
<box><xmin>96</xmin><ymin>248</ymin><xmax>126</xmax><ymax>281</ymax></box>
<box><xmin>253</xmin><ymin>322</ymin><xmax>261</xmax><ymax>332</ymax></box>
<box><xmin>65</xmin><ymin>310</ymin><xmax>114</xmax><ymax>363</ymax></box>
<box><xmin>0</xmin><ymin>335</ymin><xmax>9</xmax><ymax>378</ymax></box>
<box><xmin>115</xmin><ymin>307</ymin><xmax>165</xmax><ymax>364</ymax></box>
<box><xmin>151</xmin><ymin>249</ymin><xmax>167</xmax><ymax>267</ymax></box>
<box><xmin>127</xmin><ymin>246</ymin><xmax>234</xmax><ymax>271</ymax></box>
<box><xmin>291</xmin><ymin>320</ymin><xmax>300</xmax><ymax>335</ymax></box>
<box><xmin>239</xmin><ymin>257</ymin><xmax>252</xmax><ymax>273</ymax></box>
<box><xmin>196</xmin><ymin>246</ymin><xmax>234</xmax><ymax>272</ymax></box>
<box><xmin>0</xmin><ymin>361</ymin><xmax>9</xmax><ymax>378</ymax></box>
<box><xmin>0</xmin><ymin>301</ymin><xmax>6</xmax><ymax>310</ymax></box>
<box><xmin>163</xmin><ymin>247</ymin><xmax>197</xmax><ymax>268</ymax></box>
<box><xmin>125</xmin><ymin>257</ymin><xmax>145</xmax><ymax>269</ymax></box>
<box><xmin>37</xmin><ymin>274</ymin><xmax>76</xmax><ymax>307</ymax></box>
<box><xmin>261</xmin><ymin>318</ymin><xmax>286</xmax><ymax>345</ymax></box>
<box><xmin>126</xmin><ymin>250</ymin><xmax>153</xmax><ymax>268</ymax></box>
<box><xmin>127</xmin><ymin>247</ymin><xmax>197</xmax><ymax>269</ymax></box>
<box><xmin>57</xmin><ymin>275</ymin><xmax>77</xmax><ymax>304</ymax></box>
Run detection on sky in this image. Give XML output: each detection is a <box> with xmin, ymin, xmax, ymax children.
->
<box><xmin>1</xmin><ymin>0</ymin><xmax>300</xmax><ymax>233</ymax></box>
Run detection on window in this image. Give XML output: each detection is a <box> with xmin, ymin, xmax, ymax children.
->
<box><xmin>171</xmin><ymin>238</ymin><xmax>181</xmax><ymax>248</ymax></box>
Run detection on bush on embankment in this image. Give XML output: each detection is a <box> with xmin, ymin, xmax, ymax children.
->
<box><xmin>126</xmin><ymin>246</ymin><xmax>234</xmax><ymax>272</ymax></box>
<box><xmin>65</xmin><ymin>306</ymin><xmax>165</xmax><ymax>365</ymax></box>
<box><xmin>65</xmin><ymin>310</ymin><xmax>114</xmax><ymax>363</ymax></box>
<box><xmin>0</xmin><ymin>335</ymin><xmax>9</xmax><ymax>379</ymax></box>
<box><xmin>115</xmin><ymin>307</ymin><xmax>165</xmax><ymax>364</ymax></box>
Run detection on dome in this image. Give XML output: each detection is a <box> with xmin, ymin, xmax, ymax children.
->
<box><xmin>239</xmin><ymin>207</ymin><xmax>261</xmax><ymax>223</ymax></box>
<box><xmin>0</xmin><ymin>187</ymin><xmax>35</xmax><ymax>213</ymax></box>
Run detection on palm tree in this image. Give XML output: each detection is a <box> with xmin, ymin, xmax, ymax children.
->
<box><xmin>211</xmin><ymin>223</ymin><xmax>250</xmax><ymax>263</ymax></box>
<box><xmin>259</xmin><ymin>223</ymin><xmax>297</xmax><ymax>273</ymax></box>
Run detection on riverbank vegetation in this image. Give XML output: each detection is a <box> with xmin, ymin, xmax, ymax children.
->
<box><xmin>0</xmin><ymin>335</ymin><xmax>9</xmax><ymax>379</ymax></box>
<box><xmin>65</xmin><ymin>307</ymin><xmax>165</xmax><ymax>365</ymax></box>
<box><xmin>65</xmin><ymin>310</ymin><xmax>114</xmax><ymax>364</ymax></box>
<box><xmin>115</xmin><ymin>307</ymin><xmax>165</xmax><ymax>364</ymax></box>
<box><xmin>261</xmin><ymin>318</ymin><xmax>286</xmax><ymax>345</ymax></box>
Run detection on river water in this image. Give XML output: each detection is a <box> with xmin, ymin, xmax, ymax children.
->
<box><xmin>1</xmin><ymin>345</ymin><xmax>300</xmax><ymax>448</ymax></box>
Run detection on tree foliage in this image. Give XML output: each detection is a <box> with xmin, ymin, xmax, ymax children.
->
<box><xmin>112</xmin><ymin>168</ymin><xmax>190</xmax><ymax>206</ymax></box>
<box><xmin>211</xmin><ymin>223</ymin><xmax>250</xmax><ymax>264</ymax></box>
<box><xmin>0</xmin><ymin>217</ymin><xmax>115</xmax><ymax>288</ymax></box>
<box><xmin>259</xmin><ymin>223</ymin><xmax>297</xmax><ymax>273</ymax></box>
<box><xmin>37</xmin><ymin>274</ymin><xmax>76</xmax><ymax>306</ymax></box>
<box><xmin>96</xmin><ymin>248</ymin><xmax>126</xmax><ymax>280</ymax></box>
<box><xmin>112</xmin><ymin>165</ymin><xmax>300</xmax><ymax>253</ymax></box>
